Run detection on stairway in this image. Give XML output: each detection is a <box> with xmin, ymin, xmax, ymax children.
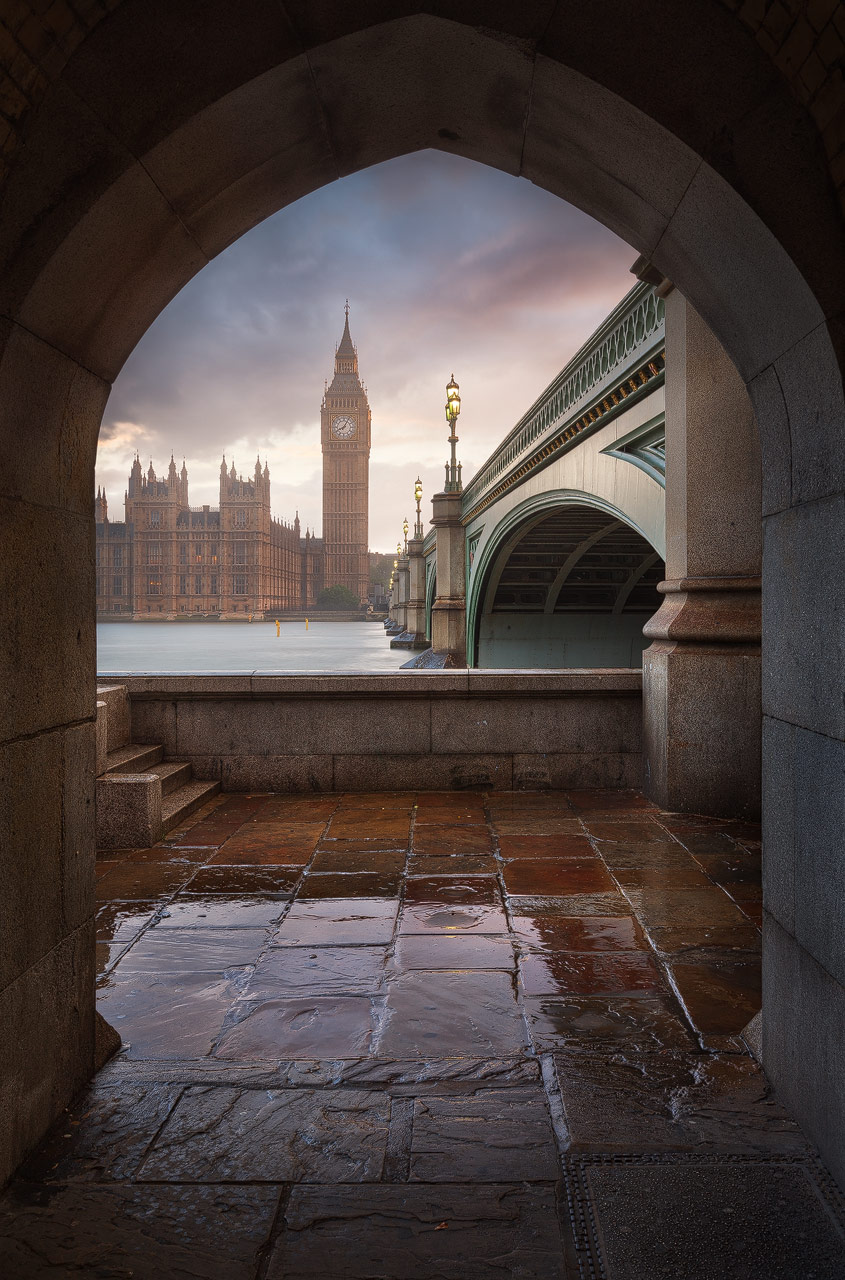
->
<box><xmin>96</xmin><ymin>685</ymin><xmax>220</xmax><ymax>848</ymax></box>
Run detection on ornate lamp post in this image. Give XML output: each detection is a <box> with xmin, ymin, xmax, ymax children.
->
<box><xmin>402</xmin><ymin>517</ymin><xmax>409</xmax><ymax>554</ymax></box>
<box><xmin>414</xmin><ymin>477</ymin><xmax>423</xmax><ymax>539</ymax></box>
<box><xmin>444</xmin><ymin>374</ymin><xmax>462</xmax><ymax>493</ymax></box>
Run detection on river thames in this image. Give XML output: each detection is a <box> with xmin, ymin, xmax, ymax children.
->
<box><xmin>96</xmin><ymin>620</ymin><xmax>410</xmax><ymax>674</ymax></box>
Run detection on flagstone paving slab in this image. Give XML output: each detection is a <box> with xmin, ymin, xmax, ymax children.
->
<box><xmin>214</xmin><ymin>995</ymin><xmax>380</xmax><ymax>1059</ymax></box>
<box><xmin>408</xmin><ymin>1089</ymin><xmax>560</xmax><ymax>1181</ymax></box>
<box><xmin>139</xmin><ymin>1084</ymin><xmax>391</xmax><ymax>1182</ymax></box>
<box><xmin>152</xmin><ymin>897</ymin><xmax>287</xmax><ymax>928</ymax></box>
<box><xmin>399</xmin><ymin>902</ymin><xmax>510</xmax><ymax>935</ymax></box>
<box><xmin>247</xmin><ymin>945</ymin><xmax>389</xmax><ymax>996</ymax></box>
<box><xmin>551</xmin><ymin>1050</ymin><xmax>808</xmax><ymax>1154</ymax></box>
<box><xmin>524</xmin><ymin>994</ymin><xmax>695</xmax><ymax>1052</ymax></box>
<box><xmin>270</xmin><ymin>1183</ymin><xmax>568</xmax><ymax>1280</ymax></box>
<box><xmin>97</xmin><ymin>973</ymin><xmax>246</xmax><ymax>1059</ymax></box>
<box><xmin>110</xmin><ymin>927</ymin><xmax>268</xmax><ymax>973</ymax></box>
<box><xmin>299</xmin><ymin>870</ymin><xmax>402</xmax><ymax>897</ymax></box>
<box><xmin>393</xmin><ymin>934</ymin><xmax>517</xmax><ymax>971</ymax></box>
<box><xmin>272</xmin><ymin>898</ymin><xmax>399</xmax><ymax>946</ymax></box>
<box><xmin>309</xmin><ymin>848</ymin><xmax>407</xmax><ymax>873</ymax></box>
<box><xmin>519</xmin><ymin>950</ymin><xmax>663</xmax><ymax>996</ymax></box>
<box><xmin>183</xmin><ymin>864</ymin><xmax>301</xmax><ymax>894</ymax></box>
<box><xmin>377</xmin><ymin>971</ymin><xmax>529</xmax><ymax>1057</ymax></box>
<box><xmin>407</xmin><ymin>853</ymin><xmax>498</xmax><ymax>875</ymax></box>
<box><xmin>0</xmin><ymin>1182</ymin><xmax>279</xmax><ymax>1279</ymax></box>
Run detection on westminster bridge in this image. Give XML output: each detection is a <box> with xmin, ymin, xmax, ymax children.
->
<box><xmin>388</xmin><ymin>269</ymin><xmax>762</xmax><ymax>825</ymax></box>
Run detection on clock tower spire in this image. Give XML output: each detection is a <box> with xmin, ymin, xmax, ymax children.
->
<box><xmin>321</xmin><ymin>303</ymin><xmax>371</xmax><ymax>602</ymax></box>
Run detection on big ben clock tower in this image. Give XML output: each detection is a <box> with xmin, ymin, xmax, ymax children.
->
<box><xmin>321</xmin><ymin>303</ymin><xmax>371</xmax><ymax>602</ymax></box>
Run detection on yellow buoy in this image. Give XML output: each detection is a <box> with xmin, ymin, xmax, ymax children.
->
<box><xmin>276</xmin><ymin>619</ymin><xmax>280</xmax><ymax>636</ymax></box>
<box><xmin>305</xmin><ymin>617</ymin><xmax>309</xmax><ymax>631</ymax></box>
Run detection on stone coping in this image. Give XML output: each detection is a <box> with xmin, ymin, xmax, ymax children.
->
<box><xmin>103</xmin><ymin>670</ymin><xmax>643</xmax><ymax>698</ymax></box>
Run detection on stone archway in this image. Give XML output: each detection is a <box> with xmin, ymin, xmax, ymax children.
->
<box><xmin>1</xmin><ymin>3</ymin><xmax>843</xmax><ymax>1188</ymax></box>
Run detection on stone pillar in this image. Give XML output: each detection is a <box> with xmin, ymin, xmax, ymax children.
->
<box><xmin>404</xmin><ymin>537</ymin><xmax>429</xmax><ymax>647</ymax></box>
<box><xmin>642</xmin><ymin>290</ymin><xmax>762</xmax><ymax>817</ymax></box>
<box><xmin>397</xmin><ymin>553</ymin><xmax>410</xmax><ymax>632</ymax></box>
<box><xmin>430</xmin><ymin>490</ymin><xmax>467</xmax><ymax>663</ymax></box>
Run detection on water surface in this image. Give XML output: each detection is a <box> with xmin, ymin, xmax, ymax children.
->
<box><xmin>97</xmin><ymin>620</ymin><xmax>409</xmax><ymax>674</ymax></box>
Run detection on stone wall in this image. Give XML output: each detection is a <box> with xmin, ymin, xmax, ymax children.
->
<box><xmin>120</xmin><ymin>672</ymin><xmax>643</xmax><ymax>793</ymax></box>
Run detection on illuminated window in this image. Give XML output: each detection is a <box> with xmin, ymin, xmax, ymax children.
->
<box><xmin>147</xmin><ymin>577</ymin><xmax>161</xmax><ymax>596</ymax></box>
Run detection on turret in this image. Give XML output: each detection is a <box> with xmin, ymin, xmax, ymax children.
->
<box><xmin>168</xmin><ymin>453</ymin><xmax>178</xmax><ymax>487</ymax></box>
<box><xmin>95</xmin><ymin>486</ymin><xmax>108</xmax><ymax>522</ymax></box>
<box><xmin>147</xmin><ymin>459</ymin><xmax>156</xmax><ymax>483</ymax></box>
<box><xmin>128</xmin><ymin>453</ymin><xmax>143</xmax><ymax>498</ymax></box>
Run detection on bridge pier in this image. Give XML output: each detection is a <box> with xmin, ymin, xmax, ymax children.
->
<box><xmin>643</xmin><ymin>289</ymin><xmax>762</xmax><ymax>818</ymax></box>
<box><xmin>429</xmin><ymin>490</ymin><xmax>467</xmax><ymax>664</ymax></box>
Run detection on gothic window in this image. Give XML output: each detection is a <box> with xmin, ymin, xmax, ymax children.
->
<box><xmin>180</xmin><ymin>576</ymin><xmax>187</xmax><ymax>595</ymax></box>
<box><xmin>113</xmin><ymin>578</ymin><xmax>123</xmax><ymax>596</ymax></box>
<box><xmin>147</xmin><ymin>577</ymin><xmax>161</xmax><ymax>596</ymax></box>
<box><xmin>233</xmin><ymin>575</ymin><xmax>247</xmax><ymax>595</ymax></box>
<box><xmin>150</xmin><ymin>510</ymin><xmax>160</xmax><ymax>528</ymax></box>
<box><xmin>234</xmin><ymin>541</ymin><xmax>247</xmax><ymax>565</ymax></box>
<box><xmin>149</xmin><ymin>543</ymin><xmax>161</xmax><ymax>564</ymax></box>
<box><xmin>113</xmin><ymin>546</ymin><xmax>123</xmax><ymax>568</ymax></box>
<box><xmin>210</xmin><ymin>576</ymin><xmax>218</xmax><ymax>596</ymax></box>
<box><xmin>195</xmin><ymin>575</ymin><xmax>202</xmax><ymax>595</ymax></box>
<box><xmin>235</xmin><ymin>510</ymin><xmax>246</xmax><ymax>528</ymax></box>
<box><xmin>210</xmin><ymin>545</ymin><xmax>218</xmax><ymax>564</ymax></box>
<box><xmin>194</xmin><ymin>543</ymin><xmax>202</xmax><ymax>562</ymax></box>
<box><xmin>179</xmin><ymin>541</ymin><xmax>187</xmax><ymax>564</ymax></box>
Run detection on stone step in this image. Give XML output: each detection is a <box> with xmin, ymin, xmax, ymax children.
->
<box><xmin>104</xmin><ymin>743</ymin><xmax>164</xmax><ymax>774</ymax></box>
<box><xmin>162</xmin><ymin>779</ymin><xmax>221</xmax><ymax>835</ymax></box>
<box><xmin>150</xmin><ymin>760</ymin><xmax>193</xmax><ymax>796</ymax></box>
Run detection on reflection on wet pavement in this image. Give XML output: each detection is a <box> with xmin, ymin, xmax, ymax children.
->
<box><xmin>5</xmin><ymin>788</ymin><xmax>843</xmax><ymax>1279</ymax></box>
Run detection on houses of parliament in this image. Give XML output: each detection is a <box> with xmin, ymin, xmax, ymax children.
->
<box><xmin>95</xmin><ymin>309</ymin><xmax>372</xmax><ymax>617</ymax></box>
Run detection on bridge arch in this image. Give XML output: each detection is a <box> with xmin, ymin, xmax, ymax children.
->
<box><xmin>0</xmin><ymin>1</ymin><xmax>843</xmax><ymax>1188</ymax></box>
<box><xmin>467</xmin><ymin>491</ymin><xmax>664</xmax><ymax>667</ymax></box>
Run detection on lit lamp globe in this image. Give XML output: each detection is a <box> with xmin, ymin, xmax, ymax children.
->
<box><xmin>446</xmin><ymin>375</ymin><xmax>461</xmax><ymax>422</ymax></box>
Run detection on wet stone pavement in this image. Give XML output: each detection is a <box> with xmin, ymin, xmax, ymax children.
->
<box><xmin>3</xmin><ymin>789</ymin><xmax>845</xmax><ymax>1278</ymax></box>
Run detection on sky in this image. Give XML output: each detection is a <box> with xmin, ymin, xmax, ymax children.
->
<box><xmin>97</xmin><ymin>151</ymin><xmax>635</xmax><ymax>552</ymax></box>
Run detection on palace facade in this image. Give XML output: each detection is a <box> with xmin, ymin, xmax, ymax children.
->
<box><xmin>96</xmin><ymin>311</ymin><xmax>372</xmax><ymax>617</ymax></box>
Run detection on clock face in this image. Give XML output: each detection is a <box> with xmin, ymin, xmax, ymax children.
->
<box><xmin>332</xmin><ymin>416</ymin><xmax>356</xmax><ymax>439</ymax></box>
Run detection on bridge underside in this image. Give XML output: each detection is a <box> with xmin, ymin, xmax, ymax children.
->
<box><xmin>477</xmin><ymin>506</ymin><xmax>664</xmax><ymax>669</ymax></box>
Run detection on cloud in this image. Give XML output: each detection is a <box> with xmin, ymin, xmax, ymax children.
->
<box><xmin>98</xmin><ymin>150</ymin><xmax>635</xmax><ymax>549</ymax></box>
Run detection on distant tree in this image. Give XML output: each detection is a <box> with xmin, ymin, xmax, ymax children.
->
<box><xmin>316</xmin><ymin>584</ymin><xmax>360</xmax><ymax>611</ymax></box>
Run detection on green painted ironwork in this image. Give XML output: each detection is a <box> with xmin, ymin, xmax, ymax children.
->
<box><xmin>600</xmin><ymin>413</ymin><xmax>666</xmax><ymax>487</ymax></box>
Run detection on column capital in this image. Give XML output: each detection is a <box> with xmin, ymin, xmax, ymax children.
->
<box><xmin>644</xmin><ymin>576</ymin><xmax>761</xmax><ymax>644</ymax></box>
<box><xmin>430</xmin><ymin>490</ymin><xmax>463</xmax><ymax>526</ymax></box>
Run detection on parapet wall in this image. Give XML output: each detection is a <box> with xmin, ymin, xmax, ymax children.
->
<box><xmin>116</xmin><ymin>671</ymin><xmax>643</xmax><ymax>793</ymax></box>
